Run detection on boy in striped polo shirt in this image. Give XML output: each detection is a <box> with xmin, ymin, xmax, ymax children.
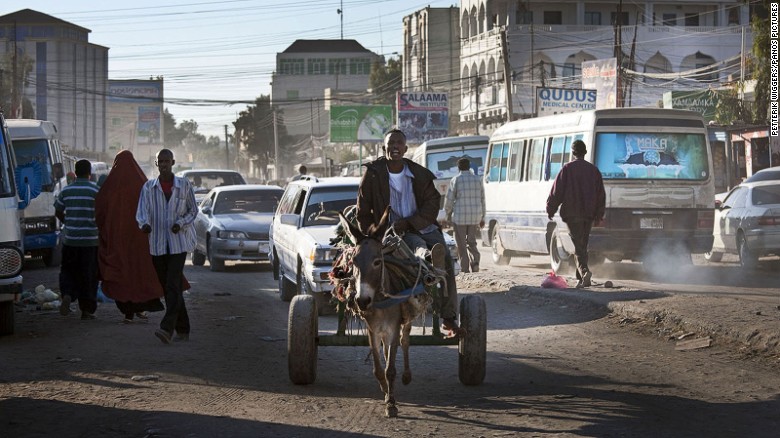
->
<box><xmin>55</xmin><ymin>159</ymin><xmax>100</xmax><ymax>319</ymax></box>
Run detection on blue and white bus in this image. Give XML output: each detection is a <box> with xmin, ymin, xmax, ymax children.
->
<box><xmin>482</xmin><ymin>108</ymin><xmax>715</xmax><ymax>272</ymax></box>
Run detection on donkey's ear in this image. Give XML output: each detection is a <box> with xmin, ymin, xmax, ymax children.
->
<box><xmin>339</xmin><ymin>212</ymin><xmax>364</xmax><ymax>244</ymax></box>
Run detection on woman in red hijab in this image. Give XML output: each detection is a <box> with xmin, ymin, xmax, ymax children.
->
<box><xmin>95</xmin><ymin>150</ymin><xmax>165</xmax><ymax>322</ymax></box>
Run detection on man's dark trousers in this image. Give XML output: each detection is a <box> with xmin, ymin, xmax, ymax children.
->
<box><xmin>565</xmin><ymin>218</ymin><xmax>593</xmax><ymax>277</ymax></box>
<box><xmin>152</xmin><ymin>252</ymin><xmax>189</xmax><ymax>335</ymax></box>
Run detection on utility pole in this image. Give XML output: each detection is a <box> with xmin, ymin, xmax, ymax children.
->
<box><xmin>337</xmin><ymin>0</ymin><xmax>343</xmax><ymax>39</ymax></box>
<box><xmin>500</xmin><ymin>29</ymin><xmax>514</xmax><ymax>122</ymax></box>
<box><xmin>224</xmin><ymin>125</ymin><xmax>230</xmax><ymax>169</ymax></box>
<box><xmin>273</xmin><ymin>108</ymin><xmax>279</xmax><ymax>180</ymax></box>
<box><xmin>12</xmin><ymin>20</ymin><xmax>19</xmax><ymax>118</ymax></box>
<box><xmin>474</xmin><ymin>76</ymin><xmax>481</xmax><ymax>135</ymax></box>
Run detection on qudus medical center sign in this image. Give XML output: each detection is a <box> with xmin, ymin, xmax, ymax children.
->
<box><xmin>536</xmin><ymin>87</ymin><xmax>597</xmax><ymax>116</ymax></box>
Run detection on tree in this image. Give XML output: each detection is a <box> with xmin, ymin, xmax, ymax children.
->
<box><xmin>749</xmin><ymin>0</ymin><xmax>770</xmax><ymax>124</ymax></box>
<box><xmin>0</xmin><ymin>51</ymin><xmax>34</xmax><ymax>118</ymax></box>
<box><xmin>163</xmin><ymin>108</ymin><xmax>187</xmax><ymax>149</ymax></box>
<box><xmin>233</xmin><ymin>95</ymin><xmax>287</xmax><ymax>171</ymax></box>
<box><xmin>369</xmin><ymin>56</ymin><xmax>402</xmax><ymax>105</ymax></box>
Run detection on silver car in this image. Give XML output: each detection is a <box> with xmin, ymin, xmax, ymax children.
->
<box><xmin>176</xmin><ymin>169</ymin><xmax>247</xmax><ymax>205</ymax></box>
<box><xmin>192</xmin><ymin>184</ymin><xmax>284</xmax><ymax>271</ymax></box>
<box><xmin>708</xmin><ymin>180</ymin><xmax>780</xmax><ymax>268</ymax></box>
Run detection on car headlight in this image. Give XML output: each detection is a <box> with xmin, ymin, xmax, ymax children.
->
<box><xmin>217</xmin><ymin>230</ymin><xmax>247</xmax><ymax>239</ymax></box>
<box><xmin>309</xmin><ymin>246</ymin><xmax>338</xmax><ymax>263</ymax></box>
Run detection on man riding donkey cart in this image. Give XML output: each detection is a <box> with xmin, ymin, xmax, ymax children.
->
<box><xmin>327</xmin><ymin>128</ymin><xmax>465</xmax><ymax>418</ymax></box>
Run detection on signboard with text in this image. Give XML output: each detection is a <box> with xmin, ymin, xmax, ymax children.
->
<box><xmin>581</xmin><ymin>58</ymin><xmax>617</xmax><ymax>109</ymax></box>
<box><xmin>397</xmin><ymin>92</ymin><xmax>449</xmax><ymax>144</ymax></box>
<box><xmin>536</xmin><ymin>87</ymin><xmax>596</xmax><ymax>116</ymax></box>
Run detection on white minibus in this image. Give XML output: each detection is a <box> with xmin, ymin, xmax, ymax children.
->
<box><xmin>482</xmin><ymin>108</ymin><xmax>715</xmax><ymax>272</ymax></box>
<box><xmin>7</xmin><ymin>119</ymin><xmax>66</xmax><ymax>266</ymax></box>
<box><xmin>410</xmin><ymin>135</ymin><xmax>489</xmax><ymax>218</ymax></box>
<box><xmin>0</xmin><ymin>113</ymin><xmax>25</xmax><ymax>335</ymax></box>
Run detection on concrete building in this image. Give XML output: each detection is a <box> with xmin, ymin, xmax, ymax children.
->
<box><xmin>402</xmin><ymin>6</ymin><xmax>463</xmax><ymax>134</ymax></box>
<box><xmin>270</xmin><ymin>39</ymin><xmax>381</xmax><ymax>139</ymax></box>
<box><xmin>459</xmin><ymin>0</ymin><xmax>754</xmax><ymax>135</ymax></box>
<box><xmin>0</xmin><ymin>9</ymin><xmax>108</xmax><ymax>156</ymax></box>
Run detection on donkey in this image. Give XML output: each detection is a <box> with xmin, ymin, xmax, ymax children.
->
<box><xmin>338</xmin><ymin>207</ymin><xmax>431</xmax><ymax>418</ymax></box>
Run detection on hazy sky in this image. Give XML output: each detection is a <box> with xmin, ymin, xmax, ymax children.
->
<box><xmin>2</xmin><ymin>0</ymin><xmax>456</xmax><ymax>138</ymax></box>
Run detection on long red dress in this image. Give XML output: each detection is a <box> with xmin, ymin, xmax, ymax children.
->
<box><xmin>95</xmin><ymin>151</ymin><xmax>167</xmax><ymax>318</ymax></box>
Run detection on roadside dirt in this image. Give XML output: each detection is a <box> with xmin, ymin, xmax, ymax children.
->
<box><xmin>2</xmin><ymin>260</ymin><xmax>780</xmax><ymax>437</ymax></box>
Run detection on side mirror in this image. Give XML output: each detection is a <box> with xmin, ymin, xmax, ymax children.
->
<box><xmin>201</xmin><ymin>206</ymin><xmax>211</xmax><ymax>215</ymax></box>
<box><xmin>714</xmin><ymin>199</ymin><xmax>722</xmax><ymax>209</ymax></box>
<box><xmin>280</xmin><ymin>213</ymin><xmax>300</xmax><ymax>227</ymax></box>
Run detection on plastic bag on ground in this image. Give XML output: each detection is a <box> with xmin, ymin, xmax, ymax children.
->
<box><xmin>541</xmin><ymin>271</ymin><xmax>568</xmax><ymax>289</ymax></box>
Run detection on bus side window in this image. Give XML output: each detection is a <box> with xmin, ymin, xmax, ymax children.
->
<box><xmin>487</xmin><ymin>143</ymin><xmax>504</xmax><ymax>182</ymax></box>
<box><xmin>499</xmin><ymin>142</ymin><xmax>510</xmax><ymax>181</ymax></box>
<box><xmin>508</xmin><ymin>141</ymin><xmax>521</xmax><ymax>181</ymax></box>
<box><xmin>547</xmin><ymin>136</ymin><xmax>567</xmax><ymax>180</ymax></box>
<box><xmin>526</xmin><ymin>138</ymin><xmax>546</xmax><ymax>181</ymax></box>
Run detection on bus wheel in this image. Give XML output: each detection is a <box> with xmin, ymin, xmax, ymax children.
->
<box><xmin>490</xmin><ymin>226</ymin><xmax>511</xmax><ymax>265</ymax></box>
<box><xmin>549</xmin><ymin>233</ymin><xmax>573</xmax><ymax>274</ymax></box>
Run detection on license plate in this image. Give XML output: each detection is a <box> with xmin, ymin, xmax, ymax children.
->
<box><xmin>640</xmin><ymin>217</ymin><xmax>663</xmax><ymax>229</ymax></box>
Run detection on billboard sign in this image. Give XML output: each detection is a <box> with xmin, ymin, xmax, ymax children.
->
<box><xmin>662</xmin><ymin>90</ymin><xmax>721</xmax><ymax>121</ymax></box>
<box><xmin>581</xmin><ymin>58</ymin><xmax>617</xmax><ymax>109</ymax></box>
<box><xmin>137</xmin><ymin>106</ymin><xmax>161</xmax><ymax>144</ymax></box>
<box><xmin>536</xmin><ymin>87</ymin><xmax>597</xmax><ymax>116</ymax></box>
<box><xmin>108</xmin><ymin>81</ymin><xmax>162</xmax><ymax>103</ymax></box>
<box><xmin>397</xmin><ymin>92</ymin><xmax>449</xmax><ymax>144</ymax></box>
<box><xmin>330</xmin><ymin>105</ymin><xmax>392</xmax><ymax>143</ymax></box>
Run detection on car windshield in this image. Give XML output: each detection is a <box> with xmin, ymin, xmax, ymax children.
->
<box><xmin>187</xmin><ymin>172</ymin><xmax>245</xmax><ymax>193</ymax></box>
<box><xmin>594</xmin><ymin>132</ymin><xmax>709</xmax><ymax>180</ymax></box>
<box><xmin>12</xmin><ymin>139</ymin><xmax>55</xmax><ymax>189</ymax></box>
<box><xmin>303</xmin><ymin>187</ymin><xmax>358</xmax><ymax>226</ymax></box>
<box><xmin>214</xmin><ymin>190</ymin><xmax>283</xmax><ymax>214</ymax></box>
<box><xmin>751</xmin><ymin>185</ymin><xmax>780</xmax><ymax>206</ymax></box>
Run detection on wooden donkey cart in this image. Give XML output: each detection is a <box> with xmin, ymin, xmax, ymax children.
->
<box><xmin>287</xmin><ymin>206</ymin><xmax>487</xmax><ymax>418</ymax></box>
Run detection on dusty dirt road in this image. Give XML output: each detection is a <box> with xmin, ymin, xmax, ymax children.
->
<box><xmin>1</xmin><ymin>258</ymin><xmax>779</xmax><ymax>437</ymax></box>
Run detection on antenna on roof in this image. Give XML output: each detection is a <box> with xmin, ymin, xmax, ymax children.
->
<box><xmin>337</xmin><ymin>0</ymin><xmax>343</xmax><ymax>39</ymax></box>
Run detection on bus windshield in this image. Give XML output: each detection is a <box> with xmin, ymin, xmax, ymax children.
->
<box><xmin>594</xmin><ymin>132</ymin><xmax>709</xmax><ymax>180</ymax></box>
<box><xmin>13</xmin><ymin>139</ymin><xmax>55</xmax><ymax>189</ymax></box>
<box><xmin>0</xmin><ymin>129</ymin><xmax>15</xmax><ymax>197</ymax></box>
<box><xmin>426</xmin><ymin>148</ymin><xmax>487</xmax><ymax>179</ymax></box>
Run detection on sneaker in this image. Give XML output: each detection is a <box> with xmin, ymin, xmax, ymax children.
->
<box><xmin>154</xmin><ymin>329</ymin><xmax>172</xmax><ymax>345</ymax></box>
<box><xmin>471</xmin><ymin>265</ymin><xmax>480</xmax><ymax>273</ymax></box>
<box><xmin>135</xmin><ymin>312</ymin><xmax>149</xmax><ymax>321</ymax></box>
<box><xmin>576</xmin><ymin>271</ymin><xmax>592</xmax><ymax>289</ymax></box>
<box><xmin>80</xmin><ymin>312</ymin><xmax>96</xmax><ymax>320</ymax></box>
<box><xmin>430</xmin><ymin>243</ymin><xmax>446</xmax><ymax>271</ymax></box>
<box><xmin>59</xmin><ymin>294</ymin><xmax>72</xmax><ymax>316</ymax></box>
<box><xmin>173</xmin><ymin>333</ymin><xmax>189</xmax><ymax>342</ymax></box>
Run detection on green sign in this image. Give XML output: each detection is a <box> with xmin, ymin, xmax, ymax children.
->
<box><xmin>330</xmin><ymin>105</ymin><xmax>392</xmax><ymax>143</ymax></box>
<box><xmin>662</xmin><ymin>90</ymin><xmax>721</xmax><ymax>121</ymax></box>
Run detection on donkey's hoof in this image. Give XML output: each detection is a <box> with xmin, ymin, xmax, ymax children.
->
<box><xmin>385</xmin><ymin>404</ymin><xmax>398</xmax><ymax>418</ymax></box>
<box><xmin>402</xmin><ymin>372</ymin><xmax>412</xmax><ymax>385</ymax></box>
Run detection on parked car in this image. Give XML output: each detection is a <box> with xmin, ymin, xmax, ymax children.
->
<box><xmin>714</xmin><ymin>166</ymin><xmax>780</xmax><ymax>207</ymax></box>
<box><xmin>269</xmin><ymin>176</ymin><xmax>460</xmax><ymax>314</ymax></box>
<box><xmin>707</xmin><ymin>180</ymin><xmax>780</xmax><ymax>268</ymax></box>
<box><xmin>176</xmin><ymin>169</ymin><xmax>247</xmax><ymax>204</ymax></box>
<box><xmin>192</xmin><ymin>184</ymin><xmax>284</xmax><ymax>271</ymax></box>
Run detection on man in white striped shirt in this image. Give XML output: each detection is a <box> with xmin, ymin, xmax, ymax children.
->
<box><xmin>136</xmin><ymin>149</ymin><xmax>198</xmax><ymax>344</ymax></box>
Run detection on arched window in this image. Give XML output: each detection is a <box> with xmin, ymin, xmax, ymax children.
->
<box><xmin>681</xmin><ymin>51</ymin><xmax>718</xmax><ymax>82</ymax></box>
<box><xmin>562</xmin><ymin>51</ymin><xmax>596</xmax><ymax>78</ymax></box>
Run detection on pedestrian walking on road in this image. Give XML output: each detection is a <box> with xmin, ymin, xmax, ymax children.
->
<box><xmin>546</xmin><ymin>140</ymin><xmax>606</xmax><ymax>288</ymax></box>
<box><xmin>55</xmin><ymin>159</ymin><xmax>100</xmax><ymax>319</ymax></box>
<box><xmin>136</xmin><ymin>149</ymin><xmax>198</xmax><ymax>344</ymax></box>
<box><xmin>443</xmin><ymin>158</ymin><xmax>485</xmax><ymax>273</ymax></box>
<box><xmin>356</xmin><ymin>128</ymin><xmax>461</xmax><ymax>333</ymax></box>
<box><xmin>96</xmin><ymin>150</ymin><xmax>165</xmax><ymax>323</ymax></box>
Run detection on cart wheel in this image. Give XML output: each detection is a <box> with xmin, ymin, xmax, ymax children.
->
<box><xmin>458</xmin><ymin>295</ymin><xmax>486</xmax><ymax>385</ymax></box>
<box><xmin>0</xmin><ymin>300</ymin><xmax>15</xmax><ymax>336</ymax></box>
<box><xmin>288</xmin><ymin>294</ymin><xmax>317</xmax><ymax>384</ymax></box>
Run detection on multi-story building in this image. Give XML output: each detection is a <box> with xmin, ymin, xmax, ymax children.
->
<box><xmin>270</xmin><ymin>39</ymin><xmax>382</xmax><ymax>139</ymax></box>
<box><xmin>0</xmin><ymin>9</ymin><xmax>108</xmax><ymax>155</ymax></box>
<box><xmin>402</xmin><ymin>6</ymin><xmax>463</xmax><ymax>135</ymax></box>
<box><xmin>459</xmin><ymin>0</ymin><xmax>754</xmax><ymax>134</ymax></box>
